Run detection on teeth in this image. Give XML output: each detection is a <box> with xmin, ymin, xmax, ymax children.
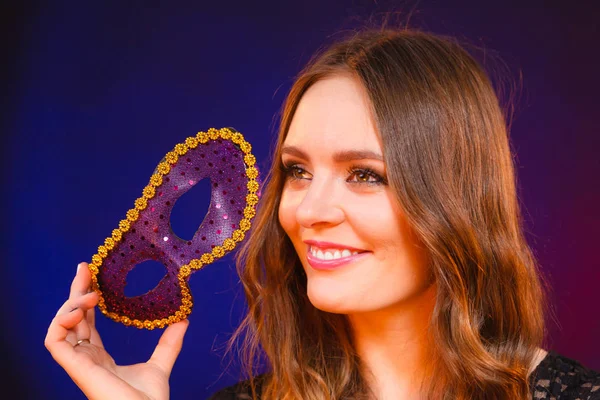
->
<box><xmin>309</xmin><ymin>246</ymin><xmax>360</xmax><ymax>260</ymax></box>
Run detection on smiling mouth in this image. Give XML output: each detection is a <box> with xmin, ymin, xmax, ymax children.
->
<box><xmin>308</xmin><ymin>245</ymin><xmax>363</xmax><ymax>261</ymax></box>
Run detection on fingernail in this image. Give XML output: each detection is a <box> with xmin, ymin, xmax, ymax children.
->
<box><xmin>77</xmin><ymin>263</ymin><xmax>81</xmax><ymax>272</ymax></box>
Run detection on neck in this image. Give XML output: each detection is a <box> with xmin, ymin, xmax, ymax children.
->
<box><xmin>348</xmin><ymin>283</ymin><xmax>437</xmax><ymax>400</ymax></box>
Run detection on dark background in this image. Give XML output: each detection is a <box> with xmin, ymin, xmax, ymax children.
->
<box><xmin>2</xmin><ymin>1</ymin><xmax>599</xmax><ymax>398</ymax></box>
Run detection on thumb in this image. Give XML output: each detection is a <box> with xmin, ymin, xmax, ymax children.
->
<box><xmin>147</xmin><ymin>319</ymin><xmax>189</xmax><ymax>377</ymax></box>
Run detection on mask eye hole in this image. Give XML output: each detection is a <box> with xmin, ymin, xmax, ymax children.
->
<box><xmin>124</xmin><ymin>260</ymin><xmax>167</xmax><ymax>298</ymax></box>
<box><xmin>170</xmin><ymin>178</ymin><xmax>212</xmax><ymax>241</ymax></box>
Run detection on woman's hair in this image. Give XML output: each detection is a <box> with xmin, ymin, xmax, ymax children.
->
<box><xmin>228</xmin><ymin>28</ymin><xmax>548</xmax><ymax>399</ymax></box>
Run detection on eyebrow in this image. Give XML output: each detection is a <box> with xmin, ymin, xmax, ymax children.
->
<box><xmin>281</xmin><ymin>145</ymin><xmax>383</xmax><ymax>162</ymax></box>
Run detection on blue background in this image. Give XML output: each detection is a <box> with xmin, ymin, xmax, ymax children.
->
<box><xmin>3</xmin><ymin>1</ymin><xmax>599</xmax><ymax>398</ymax></box>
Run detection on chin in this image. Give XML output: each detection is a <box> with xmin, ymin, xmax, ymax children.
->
<box><xmin>306</xmin><ymin>283</ymin><xmax>356</xmax><ymax>314</ymax></box>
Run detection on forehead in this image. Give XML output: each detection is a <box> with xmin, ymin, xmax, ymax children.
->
<box><xmin>284</xmin><ymin>75</ymin><xmax>381</xmax><ymax>151</ymax></box>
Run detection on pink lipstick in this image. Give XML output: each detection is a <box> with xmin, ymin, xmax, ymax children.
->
<box><xmin>304</xmin><ymin>240</ymin><xmax>369</xmax><ymax>271</ymax></box>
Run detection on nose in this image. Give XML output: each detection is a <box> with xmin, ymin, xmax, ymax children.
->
<box><xmin>295</xmin><ymin>176</ymin><xmax>345</xmax><ymax>228</ymax></box>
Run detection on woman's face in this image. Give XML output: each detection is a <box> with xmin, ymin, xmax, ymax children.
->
<box><xmin>278</xmin><ymin>75</ymin><xmax>433</xmax><ymax>315</ymax></box>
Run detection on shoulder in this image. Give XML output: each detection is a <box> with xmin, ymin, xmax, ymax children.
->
<box><xmin>207</xmin><ymin>374</ymin><xmax>268</xmax><ymax>400</ymax></box>
<box><xmin>530</xmin><ymin>350</ymin><xmax>600</xmax><ymax>399</ymax></box>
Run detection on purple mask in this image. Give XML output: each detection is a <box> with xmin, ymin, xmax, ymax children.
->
<box><xmin>88</xmin><ymin>128</ymin><xmax>259</xmax><ymax>329</ymax></box>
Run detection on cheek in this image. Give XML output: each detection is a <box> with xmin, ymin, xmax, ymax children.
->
<box><xmin>278</xmin><ymin>188</ymin><xmax>298</xmax><ymax>236</ymax></box>
<box><xmin>345</xmin><ymin>194</ymin><xmax>398</xmax><ymax>243</ymax></box>
<box><xmin>347</xmin><ymin>193</ymin><xmax>427</xmax><ymax>264</ymax></box>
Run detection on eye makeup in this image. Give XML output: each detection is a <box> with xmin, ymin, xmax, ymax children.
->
<box><xmin>281</xmin><ymin>161</ymin><xmax>387</xmax><ymax>186</ymax></box>
<box><xmin>346</xmin><ymin>165</ymin><xmax>387</xmax><ymax>186</ymax></box>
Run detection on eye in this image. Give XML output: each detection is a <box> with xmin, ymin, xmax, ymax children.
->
<box><xmin>283</xmin><ymin>163</ymin><xmax>311</xmax><ymax>181</ymax></box>
<box><xmin>347</xmin><ymin>167</ymin><xmax>387</xmax><ymax>185</ymax></box>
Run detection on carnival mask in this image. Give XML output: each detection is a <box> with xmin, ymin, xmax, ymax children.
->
<box><xmin>88</xmin><ymin>128</ymin><xmax>259</xmax><ymax>329</ymax></box>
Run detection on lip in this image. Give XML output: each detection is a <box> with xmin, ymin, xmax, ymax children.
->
<box><xmin>303</xmin><ymin>240</ymin><xmax>370</xmax><ymax>271</ymax></box>
<box><xmin>303</xmin><ymin>240</ymin><xmax>367</xmax><ymax>253</ymax></box>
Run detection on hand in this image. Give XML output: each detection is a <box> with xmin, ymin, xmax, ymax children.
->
<box><xmin>45</xmin><ymin>262</ymin><xmax>189</xmax><ymax>400</ymax></box>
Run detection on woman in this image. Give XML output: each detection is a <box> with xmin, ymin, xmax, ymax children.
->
<box><xmin>45</xmin><ymin>29</ymin><xmax>600</xmax><ymax>399</ymax></box>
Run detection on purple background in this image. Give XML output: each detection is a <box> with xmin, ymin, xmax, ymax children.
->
<box><xmin>2</xmin><ymin>1</ymin><xmax>598</xmax><ymax>398</ymax></box>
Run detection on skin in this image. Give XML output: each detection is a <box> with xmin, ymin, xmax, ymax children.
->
<box><xmin>278</xmin><ymin>75</ymin><xmax>547</xmax><ymax>399</ymax></box>
<box><xmin>46</xmin><ymin>74</ymin><xmax>547</xmax><ymax>400</ymax></box>
<box><xmin>279</xmin><ymin>75</ymin><xmax>434</xmax><ymax>315</ymax></box>
<box><xmin>278</xmin><ymin>75</ymin><xmax>437</xmax><ymax>398</ymax></box>
<box><xmin>44</xmin><ymin>262</ymin><xmax>189</xmax><ymax>399</ymax></box>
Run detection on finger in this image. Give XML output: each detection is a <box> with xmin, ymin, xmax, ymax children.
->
<box><xmin>63</xmin><ymin>264</ymin><xmax>103</xmax><ymax>347</ymax></box>
<box><xmin>86</xmin><ymin>307</ymin><xmax>105</xmax><ymax>349</ymax></box>
<box><xmin>147</xmin><ymin>319</ymin><xmax>189</xmax><ymax>377</ymax></box>
<box><xmin>72</xmin><ymin>292</ymin><xmax>99</xmax><ymax>342</ymax></box>
<box><xmin>56</xmin><ymin>291</ymin><xmax>99</xmax><ymax>318</ymax></box>
<box><xmin>73</xmin><ymin>262</ymin><xmax>101</xmax><ymax>340</ymax></box>
<box><xmin>46</xmin><ymin>311</ymin><xmax>144</xmax><ymax>399</ymax></box>
<box><xmin>53</xmin><ymin>292</ymin><xmax>101</xmax><ymax>349</ymax></box>
<box><xmin>46</xmin><ymin>307</ymin><xmax>86</xmax><ymax>357</ymax></box>
<box><xmin>86</xmin><ymin>301</ymin><xmax>96</xmax><ymax>327</ymax></box>
<box><xmin>55</xmin><ymin>261</ymin><xmax>96</xmax><ymax>319</ymax></box>
<box><xmin>70</xmin><ymin>262</ymin><xmax>92</xmax><ymax>299</ymax></box>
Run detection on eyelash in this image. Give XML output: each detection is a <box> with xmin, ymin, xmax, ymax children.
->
<box><xmin>282</xmin><ymin>163</ymin><xmax>387</xmax><ymax>186</ymax></box>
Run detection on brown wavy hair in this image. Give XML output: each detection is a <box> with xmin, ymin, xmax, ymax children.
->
<box><xmin>227</xmin><ymin>28</ymin><xmax>548</xmax><ymax>399</ymax></box>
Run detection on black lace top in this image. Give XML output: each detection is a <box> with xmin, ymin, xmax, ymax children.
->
<box><xmin>208</xmin><ymin>350</ymin><xmax>600</xmax><ymax>399</ymax></box>
<box><xmin>529</xmin><ymin>351</ymin><xmax>600</xmax><ymax>399</ymax></box>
